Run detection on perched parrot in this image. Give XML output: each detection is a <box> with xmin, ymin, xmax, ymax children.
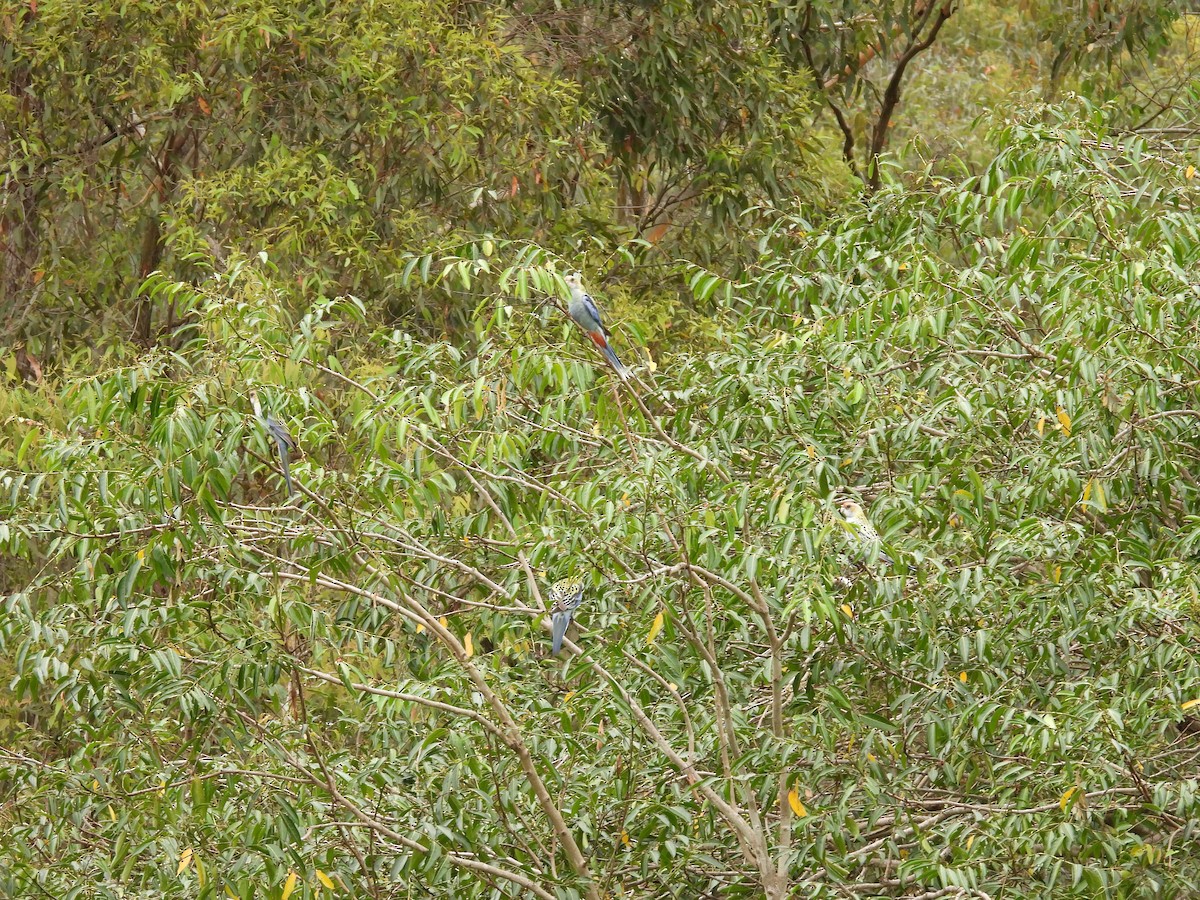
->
<box><xmin>548</xmin><ymin>576</ymin><xmax>586</xmax><ymax>654</ymax></box>
<box><xmin>250</xmin><ymin>391</ymin><xmax>296</xmax><ymax>497</ymax></box>
<box><xmin>564</xmin><ymin>272</ymin><xmax>629</xmax><ymax>378</ymax></box>
<box><xmin>838</xmin><ymin>500</ymin><xmax>893</xmax><ymax>566</ymax></box>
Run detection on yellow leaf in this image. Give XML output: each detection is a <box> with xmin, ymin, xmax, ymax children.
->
<box><xmin>592</xmin><ymin>421</ymin><xmax>601</xmax><ymax>437</ymax></box>
<box><xmin>92</xmin><ymin>779</ymin><xmax>100</xmax><ymax>790</ymax></box>
<box><xmin>1053</xmin><ymin>565</ymin><xmax>1062</xmax><ymax>584</ymax></box>
<box><xmin>840</xmin><ymin>603</ymin><xmax>854</xmax><ymax>618</ymax></box>
<box><xmin>866</xmin><ymin>752</ymin><xmax>876</xmax><ymax>762</ymax></box>
<box><xmin>1059</xmin><ymin>786</ymin><xmax>1078</xmax><ymax>811</ymax></box>
<box><xmin>646</xmin><ymin>352</ymin><xmax>658</xmax><ymax>374</ymax></box>
<box><xmin>647</xmin><ymin>610</ymin><xmax>664</xmax><ymax>645</ymax></box>
<box><xmin>898</xmin><ymin>261</ymin><xmax>909</xmax><ymax>271</ymax></box>
<box><xmin>1036</xmin><ymin>415</ymin><xmax>1045</xmax><ymax>436</ymax></box>
<box><xmin>954</xmin><ymin>489</ymin><xmax>972</xmax><ymax>499</ymax></box>
<box><xmin>415</xmin><ymin>622</ymin><xmax>425</xmax><ymax>634</ymax></box>
<box><xmin>281</xmin><ymin>871</ymin><xmax>298</xmax><ymax>900</ymax></box>
<box><xmin>464</xmin><ymin>633</ymin><xmax>474</xmax><ymax>658</ymax></box>
<box><xmin>1181</xmin><ymin>698</ymin><xmax>1200</xmax><ymax>711</ymax></box>
<box><xmin>966</xmin><ymin>834</ymin><xmax>975</xmax><ymax>851</ymax></box>
<box><xmin>177</xmin><ymin>847</ymin><xmax>194</xmax><ymax>876</ymax></box>
<box><xmin>1056</xmin><ymin>406</ymin><xmax>1071</xmax><ymax>436</ymax></box>
<box><xmin>1082</xmin><ymin>479</ymin><xmax>1093</xmax><ymax>503</ymax></box>
<box><xmin>959</xmin><ymin>671</ymin><xmax>968</xmax><ymax>683</ymax></box>
<box><xmin>788</xmin><ymin>790</ymin><xmax>808</xmax><ymax>818</ymax></box>
<box><xmin>137</xmin><ymin>548</ymin><xmax>146</xmax><ymax>561</ymax></box>
<box><xmin>108</xmin><ymin>805</ymin><xmax>116</xmax><ymax>821</ymax></box>
<box><xmin>226</xmin><ymin>887</ymin><xmax>239</xmax><ymax>899</ymax></box>
<box><xmin>805</xmin><ymin>445</ymin><xmax>816</xmax><ymax>460</ymax></box>
<box><xmin>316</xmin><ymin>869</ymin><xmax>335</xmax><ymax>890</ymax></box>
<box><xmin>1188</xmin><ymin>165</ymin><xmax>1196</xmax><ymax>179</ymax></box>
<box><xmin>438</xmin><ymin>616</ymin><xmax>448</xmax><ymax>629</ymax></box>
<box><xmin>563</xmin><ymin>690</ymin><xmax>576</xmax><ymax>704</ymax></box>
<box><xmin>620</xmin><ymin>829</ymin><xmax>631</xmax><ymax>847</ymax></box>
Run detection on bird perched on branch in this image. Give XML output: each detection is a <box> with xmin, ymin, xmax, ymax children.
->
<box><xmin>250</xmin><ymin>391</ymin><xmax>297</xmax><ymax>497</ymax></box>
<box><xmin>564</xmin><ymin>272</ymin><xmax>629</xmax><ymax>379</ymax></box>
<box><xmin>838</xmin><ymin>500</ymin><xmax>892</xmax><ymax>566</ymax></box>
<box><xmin>548</xmin><ymin>576</ymin><xmax>586</xmax><ymax>654</ymax></box>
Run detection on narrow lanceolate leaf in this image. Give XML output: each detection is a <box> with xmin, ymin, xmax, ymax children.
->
<box><xmin>647</xmin><ymin>610</ymin><xmax>664</xmax><ymax>645</ymax></box>
<box><xmin>1056</xmin><ymin>407</ymin><xmax>1071</xmax><ymax>436</ymax></box>
<box><xmin>788</xmin><ymin>790</ymin><xmax>807</xmax><ymax>818</ymax></box>
<box><xmin>176</xmin><ymin>847</ymin><xmax>193</xmax><ymax>876</ymax></box>
<box><xmin>17</xmin><ymin>427</ymin><xmax>39</xmax><ymax>466</ymax></box>
<box><xmin>316</xmin><ymin>869</ymin><xmax>336</xmax><ymax>890</ymax></box>
<box><xmin>281</xmin><ymin>870</ymin><xmax>299</xmax><ymax>900</ymax></box>
<box><xmin>464</xmin><ymin>632</ymin><xmax>474</xmax><ymax>658</ymax></box>
<box><xmin>1182</xmin><ymin>698</ymin><xmax>1200</xmax><ymax>711</ymax></box>
<box><xmin>1059</xmin><ymin>786</ymin><xmax>1078</xmax><ymax>811</ymax></box>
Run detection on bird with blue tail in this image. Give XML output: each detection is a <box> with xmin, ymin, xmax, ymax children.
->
<box><xmin>548</xmin><ymin>576</ymin><xmax>585</xmax><ymax>654</ymax></box>
<box><xmin>250</xmin><ymin>391</ymin><xmax>297</xmax><ymax>497</ymax></box>
<box><xmin>564</xmin><ymin>272</ymin><xmax>629</xmax><ymax>379</ymax></box>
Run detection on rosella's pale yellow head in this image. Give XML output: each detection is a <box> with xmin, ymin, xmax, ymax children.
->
<box><xmin>839</xmin><ymin>500</ymin><xmax>866</xmax><ymax>522</ymax></box>
<box><xmin>564</xmin><ymin>272</ymin><xmax>584</xmax><ymax>292</ymax></box>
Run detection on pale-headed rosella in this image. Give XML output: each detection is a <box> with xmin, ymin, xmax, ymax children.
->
<box><xmin>564</xmin><ymin>272</ymin><xmax>629</xmax><ymax>379</ymax></box>
<box><xmin>250</xmin><ymin>391</ymin><xmax>297</xmax><ymax>497</ymax></box>
<box><xmin>838</xmin><ymin>500</ymin><xmax>893</xmax><ymax>566</ymax></box>
<box><xmin>548</xmin><ymin>575</ymin><xmax>586</xmax><ymax>654</ymax></box>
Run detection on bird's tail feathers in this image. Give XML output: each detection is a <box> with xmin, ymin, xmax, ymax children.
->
<box><xmin>274</xmin><ymin>435</ymin><xmax>295</xmax><ymax>496</ymax></box>
<box><xmin>601</xmin><ymin>344</ymin><xmax>629</xmax><ymax>379</ymax></box>
<box><xmin>551</xmin><ymin>610</ymin><xmax>572</xmax><ymax>654</ymax></box>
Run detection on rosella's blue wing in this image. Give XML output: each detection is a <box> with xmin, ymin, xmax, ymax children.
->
<box><xmin>266</xmin><ymin>417</ymin><xmax>295</xmax><ymax>496</ymax></box>
<box><xmin>580</xmin><ymin>293</ymin><xmax>608</xmax><ymax>335</ymax></box>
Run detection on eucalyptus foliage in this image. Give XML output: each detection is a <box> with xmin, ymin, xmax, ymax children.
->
<box><xmin>3</xmin><ymin>108</ymin><xmax>1199</xmax><ymax>899</ymax></box>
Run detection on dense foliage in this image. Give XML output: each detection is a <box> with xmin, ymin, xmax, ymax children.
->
<box><xmin>3</xmin><ymin>101</ymin><xmax>1200</xmax><ymax>897</ymax></box>
<box><xmin>4</xmin><ymin>2</ymin><xmax>1200</xmax><ymax>898</ymax></box>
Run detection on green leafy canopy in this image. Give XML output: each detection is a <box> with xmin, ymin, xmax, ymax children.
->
<box><xmin>2</xmin><ymin>102</ymin><xmax>1200</xmax><ymax>899</ymax></box>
